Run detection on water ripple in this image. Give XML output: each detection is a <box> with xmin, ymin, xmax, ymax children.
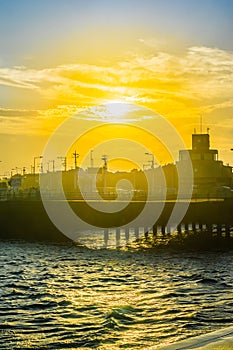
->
<box><xmin>0</xmin><ymin>241</ymin><xmax>232</xmax><ymax>349</ymax></box>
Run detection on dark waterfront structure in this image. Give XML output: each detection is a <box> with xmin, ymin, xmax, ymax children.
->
<box><xmin>7</xmin><ymin>132</ymin><xmax>233</xmax><ymax>201</ymax></box>
<box><xmin>178</xmin><ymin>133</ymin><xmax>233</xmax><ymax>198</ymax></box>
<box><xmin>0</xmin><ymin>198</ymin><xmax>232</xmax><ymax>247</ymax></box>
<box><xmin>0</xmin><ymin>132</ymin><xmax>232</xmax><ymax>246</ymax></box>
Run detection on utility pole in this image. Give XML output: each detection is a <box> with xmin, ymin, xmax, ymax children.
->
<box><xmin>72</xmin><ymin>150</ymin><xmax>79</xmax><ymax>169</ymax></box>
<box><xmin>102</xmin><ymin>155</ymin><xmax>108</xmax><ymax>170</ymax></box>
<box><xmin>101</xmin><ymin>155</ymin><xmax>108</xmax><ymax>194</ymax></box>
<box><xmin>51</xmin><ymin>160</ymin><xmax>55</xmax><ymax>173</ymax></box>
<box><xmin>145</xmin><ymin>152</ymin><xmax>155</xmax><ymax>169</ymax></box>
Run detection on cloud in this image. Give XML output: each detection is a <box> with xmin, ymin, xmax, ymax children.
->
<box><xmin>0</xmin><ymin>107</ymin><xmax>42</xmax><ymax>134</ymax></box>
<box><xmin>0</xmin><ymin>104</ymin><xmax>85</xmax><ymax>135</ymax></box>
<box><xmin>1</xmin><ymin>46</ymin><xmax>232</xmax><ymax>169</ymax></box>
<box><xmin>75</xmin><ymin>103</ymin><xmax>154</xmax><ymax>122</ymax></box>
<box><xmin>0</xmin><ymin>45</ymin><xmax>233</xmax><ymax>118</ymax></box>
<box><xmin>0</xmin><ymin>107</ymin><xmax>39</xmax><ymax>117</ymax></box>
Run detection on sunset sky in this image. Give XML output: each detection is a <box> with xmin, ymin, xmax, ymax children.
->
<box><xmin>0</xmin><ymin>0</ymin><xmax>233</xmax><ymax>174</ymax></box>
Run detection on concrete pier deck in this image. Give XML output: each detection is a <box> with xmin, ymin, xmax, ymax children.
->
<box><xmin>0</xmin><ymin>199</ymin><xmax>232</xmax><ymax>243</ymax></box>
<box><xmin>158</xmin><ymin>326</ymin><xmax>233</xmax><ymax>349</ymax></box>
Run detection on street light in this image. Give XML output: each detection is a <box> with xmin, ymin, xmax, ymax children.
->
<box><xmin>90</xmin><ymin>150</ymin><xmax>94</xmax><ymax>168</ymax></box>
<box><xmin>49</xmin><ymin>160</ymin><xmax>55</xmax><ymax>173</ymax></box>
<box><xmin>57</xmin><ymin>156</ymin><xmax>67</xmax><ymax>172</ymax></box>
<box><xmin>145</xmin><ymin>152</ymin><xmax>156</xmax><ymax>197</ymax></box>
<box><xmin>145</xmin><ymin>152</ymin><xmax>155</xmax><ymax>169</ymax></box>
<box><xmin>34</xmin><ymin>156</ymin><xmax>43</xmax><ymax>174</ymax></box>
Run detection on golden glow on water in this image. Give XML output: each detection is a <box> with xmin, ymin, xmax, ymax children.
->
<box><xmin>1</xmin><ymin>241</ymin><xmax>233</xmax><ymax>349</ymax></box>
<box><xmin>1</xmin><ymin>2</ymin><xmax>233</xmax><ymax>348</ymax></box>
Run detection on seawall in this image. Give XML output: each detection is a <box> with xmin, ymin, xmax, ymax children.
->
<box><xmin>0</xmin><ymin>199</ymin><xmax>232</xmax><ymax>243</ymax></box>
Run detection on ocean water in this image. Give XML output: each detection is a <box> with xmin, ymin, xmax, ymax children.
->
<box><xmin>0</xmin><ymin>240</ymin><xmax>233</xmax><ymax>349</ymax></box>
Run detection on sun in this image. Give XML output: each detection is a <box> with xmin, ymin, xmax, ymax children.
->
<box><xmin>83</xmin><ymin>100</ymin><xmax>139</xmax><ymax>123</ymax></box>
<box><xmin>105</xmin><ymin>100</ymin><xmax>133</xmax><ymax>119</ymax></box>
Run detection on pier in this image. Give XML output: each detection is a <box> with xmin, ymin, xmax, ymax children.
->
<box><xmin>0</xmin><ymin>198</ymin><xmax>232</xmax><ymax>247</ymax></box>
<box><xmin>1</xmin><ymin>131</ymin><xmax>232</xmax><ymax>247</ymax></box>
